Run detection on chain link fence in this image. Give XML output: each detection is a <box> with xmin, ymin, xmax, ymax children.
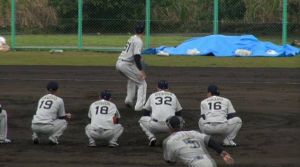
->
<box><xmin>0</xmin><ymin>0</ymin><xmax>299</xmax><ymax>51</ymax></box>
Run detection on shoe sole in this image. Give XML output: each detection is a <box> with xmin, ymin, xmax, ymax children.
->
<box><xmin>149</xmin><ymin>139</ymin><xmax>156</xmax><ymax>147</ymax></box>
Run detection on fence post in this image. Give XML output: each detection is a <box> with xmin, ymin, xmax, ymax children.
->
<box><xmin>10</xmin><ymin>0</ymin><xmax>16</xmax><ymax>49</ymax></box>
<box><xmin>282</xmin><ymin>0</ymin><xmax>287</xmax><ymax>45</ymax></box>
<box><xmin>145</xmin><ymin>0</ymin><xmax>151</xmax><ymax>49</ymax></box>
<box><xmin>78</xmin><ymin>0</ymin><xmax>83</xmax><ymax>49</ymax></box>
<box><xmin>213</xmin><ymin>0</ymin><xmax>219</xmax><ymax>34</ymax></box>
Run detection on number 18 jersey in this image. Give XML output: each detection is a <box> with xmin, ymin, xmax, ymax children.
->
<box><xmin>143</xmin><ymin>90</ymin><xmax>182</xmax><ymax>121</ymax></box>
<box><xmin>200</xmin><ymin>95</ymin><xmax>236</xmax><ymax>123</ymax></box>
<box><xmin>32</xmin><ymin>94</ymin><xmax>65</xmax><ymax>124</ymax></box>
<box><xmin>88</xmin><ymin>99</ymin><xmax>120</xmax><ymax>130</ymax></box>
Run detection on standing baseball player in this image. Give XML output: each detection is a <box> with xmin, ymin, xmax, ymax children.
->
<box><xmin>0</xmin><ymin>104</ymin><xmax>11</xmax><ymax>144</ymax></box>
<box><xmin>116</xmin><ymin>23</ymin><xmax>147</xmax><ymax>111</ymax></box>
<box><xmin>163</xmin><ymin>116</ymin><xmax>234</xmax><ymax>167</ymax></box>
<box><xmin>139</xmin><ymin>80</ymin><xmax>183</xmax><ymax>146</ymax></box>
<box><xmin>31</xmin><ymin>81</ymin><xmax>71</xmax><ymax>145</ymax></box>
<box><xmin>85</xmin><ymin>90</ymin><xmax>124</xmax><ymax>147</ymax></box>
<box><xmin>0</xmin><ymin>35</ymin><xmax>10</xmax><ymax>52</ymax></box>
<box><xmin>198</xmin><ymin>84</ymin><xmax>242</xmax><ymax>147</ymax></box>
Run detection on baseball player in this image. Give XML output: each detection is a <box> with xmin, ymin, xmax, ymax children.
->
<box><xmin>0</xmin><ymin>36</ymin><xmax>10</xmax><ymax>52</ymax></box>
<box><xmin>0</xmin><ymin>104</ymin><xmax>11</xmax><ymax>144</ymax></box>
<box><xmin>116</xmin><ymin>23</ymin><xmax>147</xmax><ymax>111</ymax></box>
<box><xmin>198</xmin><ymin>84</ymin><xmax>242</xmax><ymax>147</ymax></box>
<box><xmin>31</xmin><ymin>81</ymin><xmax>71</xmax><ymax>145</ymax></box>
<box><xmin>85</xmin><ymin>90</ymin><xmax>124</xmax><ymax>147</ymax></box>
<box><xmin>163</xmin><ymin>116</ymin><xmax>234</xmax><ymax>167</ymax></box>
<box><xmin>139</xmin><ymin>80</ymin><xmax>182</xmax><ymax>146</ymax></box>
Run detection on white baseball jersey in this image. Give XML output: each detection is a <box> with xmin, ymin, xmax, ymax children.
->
<box><xmin>0</xmin><ymin>36</ymin><xmax>6</xmax><ymax>47</ymax></box>
<box><xmin>143</xmin><ymin>90</ymin><xmax>182</xmax><ymax>121</ymax></box>
<box><xmin>200</xmin><ymin>95</ymin><xmax>236</xmax><ymax>123</ymax></box>
<box><xmin>88</xmin><ymin>99</ymin><xmax>121</xmax><ymax>130</ymax></box>
<box><xmin>32</xmin><ymin>94</ymin><xmax>66</xmax><ymax>124</ymax></box>
<box><xmin>118</xmin><ymin>35</ymin><xmax>143</xmax><ymax>62</ymax></box>
<box><xmin>163</xmin><ymin>130</ymin><xmax>211</xmax><ymax>165</ymax></box>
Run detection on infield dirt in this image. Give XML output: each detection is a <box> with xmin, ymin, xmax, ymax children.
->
<box><xmin>0</xmin><ymin>66</ymin><xmax>299</xmax><ymax>167</ymax></box>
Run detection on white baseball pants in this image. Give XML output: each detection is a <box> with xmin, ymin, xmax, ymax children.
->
<box><xmin>0</xmin><ymin>110</ymin><xmax>8</xmax><ymax>140</ymax></box>
<box><xmin>116</xmin><ymin>60</ymin><xmax>147</xmax><ymax>111</ymax></box>
<box><xmin>198</xmin><ymin>117</ymin><xmax>242</xmax><ymax>142</ymax></box>
<box><xmin>31</xmin><ymin>119</ymin><xmax>67</xmax><ymax>142</ymax></box>
<box><xmin>139</xmin><ymin>116</ymin><xmax>169</xmax><ymax>140</ymax></box>
<box><xmin>85</xmin><ymin>124</ymin><xmax>124</xmax><ymax>144</ymax></box>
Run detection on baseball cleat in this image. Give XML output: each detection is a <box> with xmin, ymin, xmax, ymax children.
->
<box><xmin>33</xmin><ymin>138</ymin><xmax>40</xmax><ymax>145</ymax></box>
<box><xmin>108</xmin><ymin>142</ymin><xmax>119</xmax><ymax>148</ymax></box>
<box><xmin>88</xmin><ymin>142</ymin><xmax>96</xmax><ymax>147</ymax></box>
<box><xmin>149</xmin><ymin>138</ymin><xmax>157</xmax><ymax>147</ymax></box>
<box><xmin>0</xmin><ymin>138</ymin><xmax>11</xmax><ymax>144</ymax></box>
<box><xmin>222</xmin><ymin>139</ymin><xmax>238</xmax><ymax>147</ymax></box>
<box><xmin>125</xmin><ymin>102</ymin><xmax>134</xmax><ymax>109</ymax></box>
<box><xmin>48</xmin><ymin>137</ymin><xmax>59</xmax><ymax>145</ymax></box>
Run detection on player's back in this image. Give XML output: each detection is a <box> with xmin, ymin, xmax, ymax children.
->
<box><xmin>164</xmin><ymin>130</ymin><xmax>211</xmax><ymax>165</ymax></box>
<box><xmin>89</xmin><ymin>99</ymin><xmax>119</xmax><ymax>130</ymax></box>
<box><xmin>201</xmin><ymin>95</ymin><xmax>234</xmax><ymax>123</ymax></box>
<box><xmin>32</xmin><ymin>94</ymin><xmax>64</xmax><ymax>124</ymax></box>
<box><xmin>146</xmin><ymin>90</ymin><xmax>182</xmax><ymax>121</ymax></box>
<box><xmin>118</xmin><ymin>35</ymin><xmax>143</xmax><ymax>62</ymax></box>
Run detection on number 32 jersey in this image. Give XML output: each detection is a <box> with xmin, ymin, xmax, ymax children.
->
<box><xmin>88</xmin><ymin>99</ymin><xmax>121</xmax><ymax>130</ymax></box>
<box><xmin>143</xmin><ymin>90</ymin><xmax>182</xmax><ymax>121</ymax></box>
<box><xmin>32</xmin><ymin>94</ymin><xmax>66</xmax><ymax>124</ymax></box>
<box><xmin>200</xmin><ymin>95</ymin><xmax>236</xmax><ymax>123</ymax></box>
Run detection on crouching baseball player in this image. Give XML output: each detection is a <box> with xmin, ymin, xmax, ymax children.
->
<box><xmin>199</xmin><ymin>84</ymin><xmax>242</xmax><ymax>147</ymax></box>
<box><xmin>139</xmin><ymin>80</ymin><xmax>182</xmax><ymax>146</ymax></box>
<box><xmin>31</xmin><ymin>81</ymin><xmax>71</xmax><ymax>145</ymax></box>
<box><xmin>163</xmin><ymin>116</ymin><xmax>234</xmax><ymax>167</ymax></box>
<box><xmin>85</xmin><ymin>90</ymin><xmax>124</xmax><ymax>147</ymax></box>
<box><xmin>0</xmin><ymin>104</ymin><xmax>11</xmax><ymax>144</ymax></box>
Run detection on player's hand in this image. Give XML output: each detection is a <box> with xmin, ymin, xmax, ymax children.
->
<box><xmin>140</xmin><ymin>70</ymin><xmax>146</xmax><ymax>80</ymax></box>
<box><xmin>220</xmin><ymin>151</ymin><xmax>234</xmax><ymax>165</ymax></box>
<box><xmin>65</xmin><ymin>113</ymin><xmax>72</xmax><ymax>119</ymax></box>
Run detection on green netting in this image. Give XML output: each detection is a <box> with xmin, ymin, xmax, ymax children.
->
<box><xmin>0</xmin><ymin>0</ymin><xmax>299</xmax><ymax>51</ymax></box>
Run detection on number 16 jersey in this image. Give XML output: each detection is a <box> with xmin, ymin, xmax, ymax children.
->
<box><xmin>32</xmin><ymin>94</ymin><xmax>66</xmax><ymax>124</ymax></box>
<box><xmin>143</xmin><ymin>90</ymin><xmax>182</xmax><ymax>121</ymax></box>
<box><xmin>200</xmin><ymin>95</ymin><xmax>236</xmax><ymax>123</ymax></box>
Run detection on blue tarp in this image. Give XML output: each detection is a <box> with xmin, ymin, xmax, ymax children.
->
<box><xmin>143</xmin><ymin>35</ymin><xmax>300</xmax><ymax>57</ymax></box>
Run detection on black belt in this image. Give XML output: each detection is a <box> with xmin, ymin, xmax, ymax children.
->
<box><xmin>152</xmin><ymin>118</ymin><xmax>158</xmax><ymax>122</ymax></box>
<box><xmin>119</xmin><ymin>59</ymin><xmax>132</xmax><ymax>62</ymax></box>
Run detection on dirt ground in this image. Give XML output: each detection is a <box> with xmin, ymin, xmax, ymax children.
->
<box><xmin>0</xmin><ymin>66</ymin><xmax>299</xmax><ymax>167</ymax></box>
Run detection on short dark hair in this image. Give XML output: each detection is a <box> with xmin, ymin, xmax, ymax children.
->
<box><xmin>47</xmin><ymin>81</ymin><xmax>59</xmax><ymax>91</ymax></box>
<box><xmin>100</xmin><ymin>90</ymin><xmax>111</xmax><ymax>100</ymax></box>
<box><xmin>135</xmin><ymin>23</ymin><xmax>145</xmax><ymax>34</ymax></box>
<box><xmin>158</xmin><ymin>80</ymin><xmax>169</xmax><ymax>90</ymax></box>
<box><xmin>208</xmin><ymin>84</ymin><xmax>220</xmax><ymax>96</ymax></box>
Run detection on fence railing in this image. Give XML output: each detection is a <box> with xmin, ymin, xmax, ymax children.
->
<box><xmin>0</xmin><ymin>0</ymin><xmax>298</xmax><ymax>51</ymax></box>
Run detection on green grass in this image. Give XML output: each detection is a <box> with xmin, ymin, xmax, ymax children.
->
<box><xmin>3</xmin><ymin>34</ymin><xmax>298</xmax><ymax>48</ymax></box>
<box><xmin>0</xmin><ymin>51</ymin><xmax>299</xmax><ymax>68</ymax></box>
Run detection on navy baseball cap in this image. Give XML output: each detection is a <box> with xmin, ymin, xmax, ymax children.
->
<box><xmin>47</xmin><ymin>81</ymin><xmax>59</xmax><ymax>91</ymax></box>
<box><xmin>208</xmin><ymin>84</ymin><xmax>220</xmax><ymax>96</ymax></box>
<box><xmin>158</xmin><ymin>80</ymin><xmax>169</xmax><ymax>90</ymax></box>
<box><xmin>166</xmin><ymin>116</ymin><xmax>184</xmax><ymax>130</ymax></box>
<box><xmin>135</xmin><ymin>23</ymin><xmax>145</xmax><ymax>34</ymax></box>
<box><xmin>100</xmin><ymin>90</ymin><xmax>111</xmax><ymax>100</ymax></box>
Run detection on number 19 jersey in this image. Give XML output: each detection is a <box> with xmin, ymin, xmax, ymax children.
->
<box><xmin>200</xmin><ymin>95</ymin><xmax>236</xmax><ymax>123</ymax></box>
<box><xmin>88</xmin><ymin>99</ymin><xmax>120</xmax><ymax>130</ymax></box>
<box><xmin>143</xmin><ymin>90</ymin><xmax>182</xmax><ymax>121</ymax></box>
<box><xmin>32</xmin><ymin>94</ymin><xmax>65</xmax><ymax>124</ymax></box>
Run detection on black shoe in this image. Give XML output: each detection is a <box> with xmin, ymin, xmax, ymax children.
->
<box><xmin>149</xmin><ymin>138</ymin><xmax>156</xmax><ymax>147</ymax></box>
<box><xmin>33</xmin><ymin>138</ymin><xmax>39</xmax><ymax>145</ymax></box>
